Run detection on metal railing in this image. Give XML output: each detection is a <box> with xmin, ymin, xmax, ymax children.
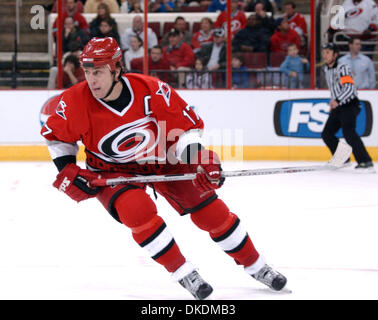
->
<box><xmin>126</xmin><ymin>69</ymin><xmax>310</xmax><ymax>89</ymax></box>
<box><xmin>12</xmin><ymin>0</ymin><xmax>22</xmax><ymax>88</ymax></box>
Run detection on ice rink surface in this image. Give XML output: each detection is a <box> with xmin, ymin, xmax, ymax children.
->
<box><xmin>1</xmin><ymin>161</ymin><xmax>378</xmax><ymax>300</ymax></box>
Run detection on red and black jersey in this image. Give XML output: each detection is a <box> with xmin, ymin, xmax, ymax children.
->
<box><xmin>214</xmin><ymin>10</ymin><xmax>247</xmax><ymax>38</ymax></box>
<box><xmin>41</xmin><ymin>73</ymin><xmax>204</xmax><ymax>174</ymax></box>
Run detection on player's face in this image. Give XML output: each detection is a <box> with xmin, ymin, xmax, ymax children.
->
<box><xmin>84</xmin><ymin>66</ymin><xmax>114</xmax><ymax>99</ymax></box>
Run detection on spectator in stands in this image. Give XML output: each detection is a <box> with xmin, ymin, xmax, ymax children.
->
<box><xmin>129</xmin><ymin>0</ymin><xmax>143</xmax><ymax>12</ymax></box>
<box><xmin>186</xmin><ymin>57</ymin><xmax>212</xmax><ymax>89</ymax></box>
<box><xmin>231</xmin><ymin>53</ymin><xmax>249</xmax><ymax>88</ymax></box>
<box><xmin>207</xmin><ymin>0</ymin><xmax>227</xmax><ymax>12</ymax></box>
<box><xmin>284</xmin><ymin>2</ymin><xmax>307</xmax><ymax>40</ymax></box>
<box><xmin>66</xmin><ymin>41</ymin><xmax>83</xmax><ymax>59</ymax></box>
<box><xmin>328</xmin><ymin>0</ymin><xmax>378</xmax><ymax>41</ymax></box>
<box><xmin>52</xmin><ymin>0</ymin><xmax>89</xmax><ymax>37</ymax></box>
<box><xmin>149</xmin><ymin>45</ymin><xmax>171</xmax><ymax>82</ymax></box>
<box><xmin>163</xmin><ymin>28</ymin><xmax>195</xmax><ymax>87</ymax></box>
<box><xmin>214</xmin><ymin>0</ymin><xmax>247</xmax><ymax>38</ymax></box>
<box><xmin>47</xmin><ymin>41</ymin><xmax>83</xmax><ymax>89</ymax></box>
<box><xmin>197</xmin><ymin>27</ymin><xmax>226</xmax><ymax>71</ymax></box>
<box><xmin>161</xmin><ymin>16</ymin><xmax>193</xmax><ymax>47</ymax></box>
<box><xmin>59</xmin><ymin>54</ymin><xmax>86</xmax><ymax>88</ymax></box>
<box><xmin>279</xmin><ymin>43</ymin><xmax>309</xmax><ymax>88</ymax></box>
<box><xmin>283</xmin><ymin>1</ymin><xmax>307</xmax><ymax>54</ymax></box>
<box><xmin>124</xmin><ymin>36</ymin><xmax>144</xmax><ymax>70</ymax></box>
<box><xmin>174</xmin><ymin>0</ymin><xmax>188</xmax><ymax>12</ymax></box>
<box><xmin>245</xmin><ymin>0</ymin><xmax>274</xmax><ymax>15</ymax></box>
<box><xmin>119</xmin><ymin>0</ymin><xmax>129</xmax><ymax>12</ymax></box>
<box><xmin>84</xmin><ymin>0</ymin><xmax>120</xmax><ymax>13</ymax></box>
<box><xmin>339</xmin><ymin>37</ymin><xmax>376</xmax><ymax>89</ymax></box>
<box><xmin>149</xmin><ymin>0</ymin><xmax>175</xmax><ymax>12</ymax></box>
<box><xmin>254</xmin><ymin>2</ymin><xmax>276</xmax><ymax>34</ymax></box>
<box><xmin>232</xmin><ymin>14</ymin><xmax>271</xmax><ymax>53</ymax></box>
<box><xmin>270</xmin><ymin>17</ymin><xmax>300</xmax><ymax>53</ymax></box>
<box><xmin>328</xmin><ymin>0</ymin><xmax>378</xmax><ymax>56</ymax></box>
<box><xmin>120</xmin><ymin>15</ymin><xmax>158</xmax><ymax>50</ymax></box>
<box><xmin>192</xmin><ymin>17</ymin><xmax>214</xmax><ymax>54</ymax></box>
<box><xmin>52</xmin><ymin>0</ymin><xmax>84</xmax><ymax>13</ymax></box>
<box><xmin>96</xmin><ymin>18</ymin><xmax>120</xmax><ymax>44</ymax></box>
<box><xmin>89</xmin><ymin>3</ymin><xmax>118</xmax><ymax>38</ymax></box>
<box><xmin>274</xmin><ymin>0</ymin><xmax>283</xmax><ymax>12</ymax></box>
<box><xmin>62</xmin><ymin>16</ymin><xmax>89</xmax><ymax>54</ymax></box>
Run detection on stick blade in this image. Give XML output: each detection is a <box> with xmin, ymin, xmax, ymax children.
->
<box><xmin>328</xmin><ymin>141</ymin><xmax>353</xmax><ymax>168</ymax></box>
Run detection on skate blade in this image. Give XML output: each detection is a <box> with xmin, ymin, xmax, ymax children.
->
<box><xmin>354</xmin><ymin>168</ymin><xmax>376</xmax><ymax>174</ymax></box>
<box><xmin>281</xmin><ymin>287</ymin><xmax>293</xmax><ymax>294</ymax></box>
<box><xmin>341</xmin><ymin>162</ymin><xmax>352</xmax><ymax>168</ymax></box>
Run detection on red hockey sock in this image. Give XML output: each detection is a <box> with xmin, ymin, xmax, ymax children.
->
<box><xmin>114</xmin><ymin>188</ymin><xmax>186</xmax><ymax>272</ymax></box>
<box><xmin>190</xmin><ymin>199</ymin><xmax>260</xmax><ymax>267</ymax></box>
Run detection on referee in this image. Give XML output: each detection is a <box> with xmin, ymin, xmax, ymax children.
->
<box><xmin>321</xmin><ymin>43</ymin><xmax>374</xmax><ymax>172</ymax></box>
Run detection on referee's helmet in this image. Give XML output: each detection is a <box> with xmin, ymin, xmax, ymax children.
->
<box><xmin>322</xmin><ymin>42</ymin><xmax>339</xmax><ymax>55</ymax></box>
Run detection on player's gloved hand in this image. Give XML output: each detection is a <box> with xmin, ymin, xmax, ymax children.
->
<box><xmin>191</xmin><ymin>149</ymin><xmax>225</xmax><ymax>193</ymax></box>
<box><xmin>53</xmin><ymin>163</ymin><xmax>101</xmax><ymax>202</ymax></box>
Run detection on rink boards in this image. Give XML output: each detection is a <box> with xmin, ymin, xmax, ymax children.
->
<box><xmin>1</xmin><ymin>89</ymin><xmax>377</xmax><ymax>161</ymax></box>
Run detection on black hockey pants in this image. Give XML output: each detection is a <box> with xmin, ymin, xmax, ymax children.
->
<box><xmin>321</xmin><ymin>101</ymin><xmax>372</xmax><ymax>164</ymax></box>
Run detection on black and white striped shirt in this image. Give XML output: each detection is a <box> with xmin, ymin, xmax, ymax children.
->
<box><xmin>324</xmin><ymin>60</ymin><xmax>358</xmax><ymax>106</ymax></box>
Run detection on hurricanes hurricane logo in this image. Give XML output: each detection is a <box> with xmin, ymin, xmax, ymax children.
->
<box><xmin>222</xmin><ymin>20</ymin><xmax>241</xmax><ymax>33</ymax></box>
<box><xmin>98</xmin><ymin>117</ymin><xmax>162</xmax><ymax>162</ymax></box>
<box><xmin>156</xmin><ymin>81</ymin><xmax>171</xmax><ymax>107</ymax></box>
<box><xmin>56</xmin><ymin>99</ymin><xmax>67</xmax><ymax>120</ymax></box>
<box><xmin>346</xmin><ymin>8</ymin><xmax>363</xmax><ymax>18</ymax></box>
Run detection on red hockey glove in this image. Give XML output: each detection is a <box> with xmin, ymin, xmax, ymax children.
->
<box><xmin>191</xmin><ymin>149</ymin><xmax>225</xmax><ymax>193</ymax></box>
<box><xmin>53</xmin><ymin>163</ymin><xmax>101</xmax><ymax>202</ymax></box>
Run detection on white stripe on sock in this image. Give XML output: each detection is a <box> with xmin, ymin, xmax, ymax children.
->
<box><xmin>216</xmin><ymin>223</ymin><xmax>247</xmax><ymax>252</ymax></box>
<box><xmin>171</xmin><ymin>261</ymin><xmax>195</xmax><ymax>282</ymax></box>
<box><xmin>244</xmin><ymin>255</ymin><xmax>266</xmax><ymax>275</ymax></box>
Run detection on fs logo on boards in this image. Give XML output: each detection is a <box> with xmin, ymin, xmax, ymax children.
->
<box><xmin>273</xmin><ymin>99</ymin><xmax>373</xmax><ymax>138</ymax></box>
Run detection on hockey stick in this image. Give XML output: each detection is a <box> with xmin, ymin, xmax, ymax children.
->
<box><xmin>91</xmin><ymin>142</ymin><xmax>352</xmax><ymax>187</ymax></box>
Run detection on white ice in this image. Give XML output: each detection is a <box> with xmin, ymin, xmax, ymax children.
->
<box><xmin>1</xmin><ymin>161</ymin><xmax>378</xmax><ymax>300</ymax></box>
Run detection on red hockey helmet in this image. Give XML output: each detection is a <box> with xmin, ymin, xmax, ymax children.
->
<box><xmin>80</xmin><ymin>37</ymin><xmax>122</xmax><ymax>72</ymax></box>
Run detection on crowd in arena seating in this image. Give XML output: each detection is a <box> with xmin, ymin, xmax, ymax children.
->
<box><xmin>49</xmin><ymin>0</ymin><xmax>312</xmax><ymax>89</ymax></box>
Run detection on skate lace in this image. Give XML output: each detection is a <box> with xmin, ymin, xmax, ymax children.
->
<box><xmin>253</xmin><ymin>265</ymin><xmax>278</xmax><ymax>286</ymax></box>
<box><xmin>179</xmin><ymin>271</ymin><xmax>203</xmax><ymax>295</ymax></box>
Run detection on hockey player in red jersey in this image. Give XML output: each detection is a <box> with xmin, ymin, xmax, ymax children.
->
<box><xmin>41</xmin><ymin>37</ymin><xmax>287</xmax><ymax>300</ymax></box>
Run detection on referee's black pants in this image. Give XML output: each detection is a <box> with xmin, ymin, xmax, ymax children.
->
<box><xmin>321</xmin><ymin>101</ymin><xmax>372</xmax><ymax>164</ymax></box>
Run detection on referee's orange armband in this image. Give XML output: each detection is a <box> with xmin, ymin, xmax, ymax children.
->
<box><xmin>340</xmin><ymin>75</ymin><xmax>354</xmax><ymax>85</ymax></box>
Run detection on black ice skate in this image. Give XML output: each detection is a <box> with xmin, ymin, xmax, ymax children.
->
<box><xmin>178</xmin><ymin>270</ymin><xmax>213</xmax><ymax>300</ymax></box>
<box><xmin>251</xmin><ymin>264</ymin><xmax>287</xmax><ymax>291</ymax></box>
<box><xmin>355</xmin><ymin>161</ymin><xmax>375</xmax><ymax>173</ymax></box>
